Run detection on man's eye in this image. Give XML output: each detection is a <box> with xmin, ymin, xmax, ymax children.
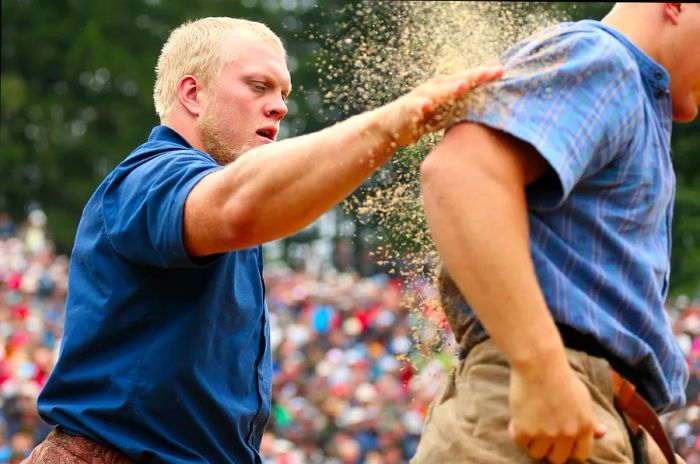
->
<box><xmin>251</xmin><ymin>82</ymin><xmax>266</xmax><ymax>91</ymax></box>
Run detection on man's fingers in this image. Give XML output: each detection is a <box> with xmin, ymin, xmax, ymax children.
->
<box><xmin>510</xmin><ymin>420</ymin><xmax>604</xmax><ymax>463</ymax></box>
<box><xmin>571</xmin><ymin>429</ymin><xmax>594</xmax><ymax>462</ymax></box>
<box><xmin>420</xmin><ymin>65</ymin><xmax>504</xmax><ymax>109</ymax></box>
<box><xmin>440</xmin><ymin>66</ymin><xmax>504</xmax><ymax>98</ymax></box>
<box><xmin>508</xmin><ymin>421</ymin><xmax>532</xmax><ymax>448</ymax></box>
<box><xmin>593</xmin><ymin>422</ymin><xmax>607</xmax><ymax>438</ymax></box>
<box><xmin>527</xmin><ymin>438</ymin><xmax>554</xmax><ymax>460</ymax></box>
<box><xmin>453</xmin><ymin>65</ymin><xmax>505</xmax><ymax>94</ymax></box>
<box><xmin>547</xmin><ymin>437</ymin><xmax>576</xmax><ymax>464</ymax></box>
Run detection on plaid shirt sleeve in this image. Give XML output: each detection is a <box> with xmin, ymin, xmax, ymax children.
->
<box><xmin>461</xmin><ymin>26</ymin><xmax>644</xmax><ymax>210</ymax></box>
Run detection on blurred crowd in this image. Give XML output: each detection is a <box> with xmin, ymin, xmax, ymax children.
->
<box><xmin>0</xmin><ymin>210</ymin><xmax>698</xmax><ymax>463</ymax></box>
<box><xmin>665</xmin><ymin>296</ymin><xmax>700</xmax><ymax>463</ymax></box>
<box><xmin>260</xmin><ymin>267</ymin><xmax>451</xmax><ymax>464</ymax></box>
<box><xmin>0</xmin><ymin>210</ymin><xmax>67</xmax><ymax>462</ymax></box>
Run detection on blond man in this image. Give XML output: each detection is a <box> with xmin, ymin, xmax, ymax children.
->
<box><xmin>25</xmin><ymin>17</ymin><xmax>502</xmax><ymax>464</ymax></box>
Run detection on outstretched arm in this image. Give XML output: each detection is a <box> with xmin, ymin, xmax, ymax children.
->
<box><xmin>184</xmin><ymin>66</ymin><xmax>504</xmax><ymax>256</ymax></box>
<box><xmin>420</xmin><ymin>122</ymin><xmax>606</xmax><ymax>464</ymax></box>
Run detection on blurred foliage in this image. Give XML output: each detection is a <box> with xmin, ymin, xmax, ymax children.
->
<box><xmin>1</xmin><ymin>1</ymin><xmax>698</xmax><ymax>294</ymax></box>
<box><xmin>0</xmin><ymin>0</ymin><xmax>345</xmax><ymax>249</ymax></box>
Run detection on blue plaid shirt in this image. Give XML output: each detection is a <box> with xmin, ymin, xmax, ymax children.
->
<box><xmin>449</xmin><ymin>20</ymin><xmax>688</xmax><ymax>412</ymax></box>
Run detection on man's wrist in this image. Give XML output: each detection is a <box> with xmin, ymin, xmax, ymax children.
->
<box><xmin>509</xmin><ymin>333</ymin><xmax>570</xmax><ymax>379</ymax></box>
<box><xmin>356</xmin><ymin>104</ymin><xmax>403</xmax><ymax>156</ymax></box>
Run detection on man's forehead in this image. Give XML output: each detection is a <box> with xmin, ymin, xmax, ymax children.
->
<box><xmin>225</xmin><ymin>30</ymin><xmax>285</xmax><ymax>62</ymax></box>
<box><xmin>225</xmin><ymin>31</ymin><xmax>290</xmax><ymax>83</ymax></box>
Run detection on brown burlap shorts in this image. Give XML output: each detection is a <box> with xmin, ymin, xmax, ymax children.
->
<box><xmin>22</xmin><ymin>428</ymin><xmax>133</xmax><ymax>464</ymax></box>
<box><xmin>411</xmin><ymin>339</ymin><xmax>649</xmax><ymax>464</ymax></box>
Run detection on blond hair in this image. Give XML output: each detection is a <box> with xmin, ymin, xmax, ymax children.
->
<box><xmin>153</xmin><ymin>17</ymin><xmax>285</xmax><ymax>120</ymax></box>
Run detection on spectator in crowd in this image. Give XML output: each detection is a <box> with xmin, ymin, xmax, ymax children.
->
<box><xmin>0</xmin><ymin>211</ymin><xmax>67</xmax><ymax>463</ymax></box>
<box><xmin>0</xmin><ymin>213</ymin><xmax>16</xmax><ymax>240</ymax></box>
<box><xmin>1</xmin><ymin>210</ymin><xmax>698</xmax><ymax>463</ymax></box>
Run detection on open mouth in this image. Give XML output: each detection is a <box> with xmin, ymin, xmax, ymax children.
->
<box><xmin>256</xmin><ymin>127</ymin><xmax>277</xmax><ymax>141</ymax></box>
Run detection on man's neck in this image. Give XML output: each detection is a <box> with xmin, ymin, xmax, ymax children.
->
<box><xmin>161</xmin><ymin>114</ymin><xmax>205</xmax><ymax>152</ymax></box>
<box><xmin>601</xmin><ymin>5</ymin><xmax>664</xmax><ymax>66</ymax></box>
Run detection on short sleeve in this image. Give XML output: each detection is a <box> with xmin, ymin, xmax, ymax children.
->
<box><xmin>461</xmin><ymin>26</ymin><xmax>643</xmax><ymax>210</ymax></box>
<box><xmin>101</xmin><ymin>150</ymin><xmax>222</xmax><ymax>268</ymax></box>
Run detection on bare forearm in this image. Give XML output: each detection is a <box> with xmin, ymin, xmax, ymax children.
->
<box><xmin>421</xmin><ymin>124</ymin><xmax>567</xmax><ymax>374</ymax></box>
<box><xmin>217</xmin><ymin>106</ymin><xmax>396</xmax><ymax>248</ymax></box>
<box><xmin>184</xmin><ymin>66</ymin><xmax>505</xmax><ymax>256</ymax></box>
<box><xmin>425</xmin><ymin>123</ymin><xmax>605</xmax><ymax>464</ymax></box>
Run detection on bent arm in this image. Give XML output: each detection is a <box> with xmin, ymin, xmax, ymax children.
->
<box><xmin>184</xmin><ymin>105</ymin><xmax>397</xmax><ymax>256</ymax></box>
<box><xmin>420</xmin><ymin>122</ymin><xmax>559</xmax><ymax>372</ymax></box>
<box><xmin>184</xmin><ymin>66</ymin><xmax>503</xmax><ymax>256</ymax></box>
<box><xmin>421</xmin><ymin>122</ymin><xmax>605</xmax><ymax>463</ymax></box>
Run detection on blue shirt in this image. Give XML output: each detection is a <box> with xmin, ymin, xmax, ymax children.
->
<box><xmin>38</xmin><ymin>126</ymin><xmax>272</xmax><ymax>463</ymax></box>
<box><xmin>445</xmin><ymin>20</ymin><xmax>688</xmax><ymax>412</ymax></box>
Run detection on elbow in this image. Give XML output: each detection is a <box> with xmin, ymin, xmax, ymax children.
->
<box><xmin>420</xmin><ymin>139</ymin><xmax>476</xmax><ymax>204</ymax></box>
<box><xmin>420</xmin><ymin>123</ymin><xmax>485</xmax><ymax>203</ymax></box>
<box><xmin>419</xmin><ymin>152</ymin><xmax>445</xmax><ymax>200</ymax></box>
<box><xmin>419</xmin><ymin>148</ymin><xmax>469</xmax><ymax>219</ymax></box>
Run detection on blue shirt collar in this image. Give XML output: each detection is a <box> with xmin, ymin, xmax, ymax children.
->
<box><xmin>147</xmin><ymin>125</ymin><xmax>193</xmax><ymax>148</ymax></box>
<box><xmin>580</xmin><ymin>20</ymin><xmax>670</xmax><ymax>90</ymax></box>
<box><xmin>579</xmin><ymin>20</ymin><xmax>672</xmax><ymax>135</ymax></box>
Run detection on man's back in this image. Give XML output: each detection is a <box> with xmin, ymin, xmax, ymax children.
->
<box><xmin>415</xmin><ymin>4</ymin><xmax>700</xmax><ymax>462</ymax></box>
<box><xmin>441</xmin><ymin>19</ymin><xmax>686</xmax><ymax>412</ymax></box>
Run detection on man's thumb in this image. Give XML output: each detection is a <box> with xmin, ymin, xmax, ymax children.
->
<box><xmin>508</xmin><ymin>421</ymin><xmax>516</xmax><ymax>440</ymax></box>
<box><xmin>593</xmin><ymin>422</ymin><xmax>607</xmax><ymax>438</ymax></box>
<box><xmin>419</xmin><ymin>97</ymin><xmax>433</xmax><ymax>116</ymax></box>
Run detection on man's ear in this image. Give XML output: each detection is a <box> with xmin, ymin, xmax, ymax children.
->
<box><xmin>176</xmin><ymin>75</ymin><xmax>204</xmax><ymax>117</ymax></box>
<box><xmin>663</xmin><ymin>3</ymin><xmax>682</xmax><ymax>25</ymax></box>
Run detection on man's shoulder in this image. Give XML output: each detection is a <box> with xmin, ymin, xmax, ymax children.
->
<box><xmin>90</xmin><ymin>137</ymin><xmax>218</xmax><ymax>222</ymax></box>
<box><xmin>96</xmin><ymin>140</ymin><xmax>217</xmax><ymax>197</ymax></box>
<box><xmin>505</xmin><ymin>20</ymin><xmax>640</xmax><ymax>75</ymax></box>
<box><xmin>120</xmin><ymin>140</ymin><xmax>216</xmax><ymax>175</ymax></box>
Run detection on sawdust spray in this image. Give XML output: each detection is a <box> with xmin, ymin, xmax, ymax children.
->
<box><xmin>314</xmin><ymin>2</ymin><xmax>567</xmax><ymax>361</ymax></box>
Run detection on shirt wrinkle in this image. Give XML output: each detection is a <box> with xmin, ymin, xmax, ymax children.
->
<box><xmin>38</xmin><ymin>125</ymin><xmax>270</xmax><ymax>463</ymax></box>
<box><xmin>447</xmin><ymin>20</ymin><xmax>687</xmax><ymax>412</ymax></box>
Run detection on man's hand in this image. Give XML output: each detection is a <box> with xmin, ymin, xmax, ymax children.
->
<box><xmin>380</xmin><ymin>65</ymin><xmax>504</xmax><ymax>147</ymax></box>
<box><xmin>508</xmin><ymin>362</ymin><xmax>607</xmax><ymax>464</ymax></box>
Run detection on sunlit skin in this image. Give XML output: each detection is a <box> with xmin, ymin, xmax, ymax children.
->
<box><xmin>604</xmin><ymin>3</ymin><xmax>700</xmax><ymax>122</ymax></box>
<box><xmin>197</xmin><ymin>31</ymin><xmax>292</xmax><ymax>163</ymax></box>
<box><xmin>661</xmin><ymin>3</ymin><xmax>700</xmax><ymax>122</ymax></box>
<box><xmin>165</xmin><ymin>30</ymin><xmax>292</xmax><ymax>165</ymax></box>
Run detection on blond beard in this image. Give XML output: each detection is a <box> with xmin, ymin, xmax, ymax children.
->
<box><xmin>196</xmin><ymin>107</ymin><xmax>242</xmax><ymax>165</ymax></box>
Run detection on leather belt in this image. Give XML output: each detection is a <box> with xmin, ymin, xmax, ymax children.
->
<box><xmin>611</xmin><ymin>369</ymin><xmax>676</xmax><ymax>464</ymax></box>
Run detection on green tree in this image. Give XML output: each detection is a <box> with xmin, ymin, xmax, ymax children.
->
<box><xmin>1</xmin><ymin>0</ymin><xmax>344</xmax><ymax>251</ymax></box>
<box><xmin>2</xmin><ymin>1</ymin><xmax>698</xmax><ymax>294</ymax></box>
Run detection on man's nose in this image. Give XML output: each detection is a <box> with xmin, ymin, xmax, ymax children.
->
<box><xmin>265</xmin><ymin>96</ymin><xmax>288</xmax><ymax>121</ymax></box>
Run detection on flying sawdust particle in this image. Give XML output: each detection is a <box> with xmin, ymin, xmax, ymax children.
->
<box><xmin>315</xmin><ymin>2</ymin><xmax>566</xmax><ymax>364</ymax></box>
